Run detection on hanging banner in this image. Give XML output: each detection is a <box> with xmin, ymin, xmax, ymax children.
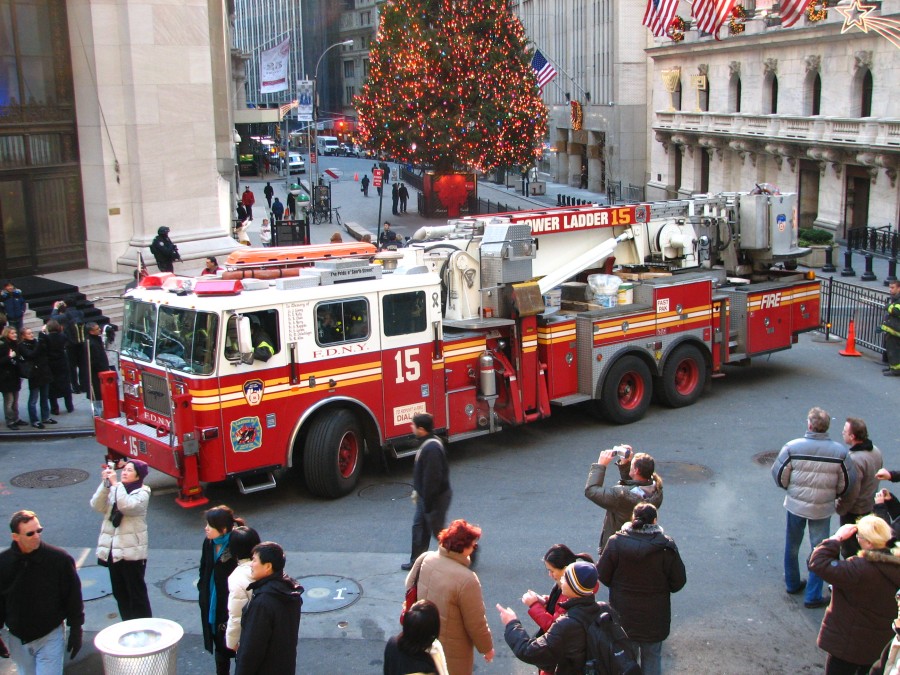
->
<box><xmin>260</xmin><ymin>37</ymin><xmax>291</xmax><ymax>94</ymax></box>
<box><xmin>297</xmin><ymin>80</ymin><xmax>313</xmax><ymax>121</ymax></box>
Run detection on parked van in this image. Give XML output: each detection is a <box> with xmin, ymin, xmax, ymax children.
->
<box><xmin>316</xmin><ymin>136</ymin><xmax>340</xmax><ymax>156</ymax></box>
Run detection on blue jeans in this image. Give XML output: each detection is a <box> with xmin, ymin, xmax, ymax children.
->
<box><xmin>27</xmin><ymin>383</ymin><xmax>50</xmax><ymax>424</ymax></box>
<box><xmin>635</xmin><ymin>640</ymin><xmax>662</xmax><ymax>675</ymax></box>
<box><xmin>5</xmin><ymin>623</ymin><xmax>65</xmax><ymax>675</ymax></box>
<box><xmin>784</xmin><ymin>510</ymin><xmax>831</xmax><ymax>602</ymax></box>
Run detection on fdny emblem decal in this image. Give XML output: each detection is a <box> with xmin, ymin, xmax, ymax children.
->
<box><xmin>230</xmin><ymin>417</ymin><xmax>262</xmax><ymax>453</ymax></box>
<box><xmin>243</xmin><ymin>379</ymin><xmax>265</xmax><ymax>406</ymax></box>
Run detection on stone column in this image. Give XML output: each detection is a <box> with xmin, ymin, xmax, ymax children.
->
<box><xmin>68</xmin><ymin>0</ymin><xmax>241</xmax><ymax>273</ymax></box>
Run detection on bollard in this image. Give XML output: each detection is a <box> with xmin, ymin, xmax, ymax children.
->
<box><xmin>861</xmin><ymin>253</ymin><xmax>877</xmax><ymax>281</ymax></box>
<box><xmin>557</xmin><ymin>194</ymin><xmax>562</xmax><ymax>206</ymax></box>
<box><xmin>822</xmin><ymin>246</ymin><xmax>836</xmax><ymax>273</ymax></box>
<box><xmin>840</xmin><ymin>249</ymin><xmax>856</xmax><ymax>277</ymax></box>
<box><xmin>886</xmin><ymin>258</ymin><xmax>898</xmax><ymax>286</ymax></box>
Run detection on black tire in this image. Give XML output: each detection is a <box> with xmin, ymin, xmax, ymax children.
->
<box><xmin>303</xmin><ymin>409</ymin><xmax>364</xmax><ymax>498</ymax></box>
<box><xmin>658</xmin><ymin>344</ymin><xmax>707</xmax><ymax>408</ymax></box>
<box><xmin>599</xmin><ymin>355</ymin><xmax>653</xmax><ymax>424</ymax></box>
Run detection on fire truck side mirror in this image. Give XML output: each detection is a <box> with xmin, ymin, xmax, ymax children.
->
<box><xmin>237</xmin><ymin>316</ymin><xmax>253</xmax><ymax>364</ymax></box>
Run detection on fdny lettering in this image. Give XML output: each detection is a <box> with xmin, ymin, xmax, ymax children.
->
<box><xmin>760</xmin><ymin>293</ymin><xmax>782</xmax><ymax>308</ymax></box>
<box><xmin>312</xmin><ymin>343</ymin><xmax>367</xmax><ymax>359</ymax></box>
<box><xmin>143</xmin><ymin>410</ymin><xmax>170</xmax><ymax>427</ymax></box>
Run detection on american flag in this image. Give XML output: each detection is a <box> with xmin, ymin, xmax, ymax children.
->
<box><xmin>531</xmin><ymin>50</ymin><xmax>558</xmax><ymax>90</ymax></box>
<box><xmin>778</xmin><ymin>0</ymin><xmax>808</xmax><ymax>26</ymax></box>
<box><xmin>692</xmin><ymin>0</ymin><xmax>738</xmax><ymax>35</ymax></box>
<box><xmin>643</xmin><ymin>0</ymin><xmax>681</xmax><ymax>37</ymax></box>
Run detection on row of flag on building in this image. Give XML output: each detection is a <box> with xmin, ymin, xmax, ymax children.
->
<box><xmin>643</xmin><ymin>0</ymin><xmax>808</xmax><ymax>37</ymax></box>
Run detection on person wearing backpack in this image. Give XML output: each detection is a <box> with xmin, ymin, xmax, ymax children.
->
<box><xmin>597</xmin><ymin>503</ymin><xmax>686</xmax><ymax>675</ymax></box>
<box><xmin>498</xmin><ymin>561</ymin><xmax>638</xmax><ymax>675</ymax></box>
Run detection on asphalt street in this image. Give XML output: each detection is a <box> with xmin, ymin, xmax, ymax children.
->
<box><xmin>0</xmin><ymin>328</ymin><xmax>894</xmax><ymax>673</ymax></box>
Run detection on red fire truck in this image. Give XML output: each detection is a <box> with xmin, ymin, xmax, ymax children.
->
<box><xmin>95</xmin><ymin>191</ymin><xmax>820</xmax><ymax>506</ymax></box>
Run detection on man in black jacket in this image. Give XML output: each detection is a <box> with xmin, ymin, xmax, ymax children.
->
<box><xmin>149</xmin><ymin>226</ymin><xmax>181</xmax><ymax>273</ymax></box>
<box><xmin>234</xmin><ymin>542</ymin><xmax>303</xmax><ymax>675</ymax></box>
<box><xmin>402</xmin><ymin>413</ymin><xmax>452</xmax><ymax>571</ymax></box>
<box><xmin>86</xmin><ymin>322</ymin><xmax>111</xmax><ymax>416</ymax></box>
<box><xmin>498</xmin><ymin>561</ymin><xmax>610</xmax><ymax>675</ymax></box>
<box><xmin>0</xmin><ymin>510</ymin><xmax>84</xmax><ymax>672</ymax></box>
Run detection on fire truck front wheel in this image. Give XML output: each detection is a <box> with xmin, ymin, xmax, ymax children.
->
<box><xmin>658</xmin><ymin>344</ymin><xmax>707</xmax><ymax>408</ymax></box>
<box><xmin>597</xmin><ymin>355</ymin><xmax>652</xmax><ymax>424</ymax></box>
<box><xmin>303</xmin><ymin>409</ymin><xmax>364</xmax><ymax>498</ymax></box>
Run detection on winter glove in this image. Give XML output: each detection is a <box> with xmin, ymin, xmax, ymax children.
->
<box><xmin>67</xmin><ymin>626</ymin><xmax>82</xmax><ymax>660</ymax></box>
<box><xmin>0</xmin><ymin>635</ymin><xmax>9</xmax><ymax>658</ymax></box>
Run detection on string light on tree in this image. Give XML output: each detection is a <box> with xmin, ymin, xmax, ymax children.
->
<box><xmin>355</xmin><ymin>0</ymin><xmax>548</xmax><ymax>173</ymax></box>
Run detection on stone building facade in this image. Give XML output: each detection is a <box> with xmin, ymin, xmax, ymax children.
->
<box><xmin>647</xmin><ymin>2</ymin><xmax>900</xmax><ymax>238</ymax></box>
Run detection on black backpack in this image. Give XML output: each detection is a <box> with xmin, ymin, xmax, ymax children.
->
<box><xmin>576</xmin><ymin>602</ymin><xmax>642</xmax><ymax>675</ymax></box>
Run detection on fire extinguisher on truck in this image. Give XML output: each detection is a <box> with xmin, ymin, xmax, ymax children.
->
<box><xmin>95</xmin><ymin>190</ymin><xmax>821</xmax><ymax>507</ymax></box>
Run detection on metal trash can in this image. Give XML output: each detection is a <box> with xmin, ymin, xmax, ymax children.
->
<box><xmin>94</xmin><ymin>618</ymin><xmax>183</xmax><ymax>675</ymax></box>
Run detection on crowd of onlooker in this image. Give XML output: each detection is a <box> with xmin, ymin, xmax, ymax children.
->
<box><xmin>0</xmin><ymin>282</ymin><xmax>109</xmax><ymax>430</ymax></box>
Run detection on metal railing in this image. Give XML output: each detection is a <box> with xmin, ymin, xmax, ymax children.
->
<box><xmin>819</xmin><ymin>276</ymin><xmax>887</xmax><ymax>354</ymax></box>
<box><xmin>847</xmin><ymin>225</ymin><xmax>899</xmax><ymax>259</ymax></box>
<box><xmin>476</xmin><ymin>198</ymin><xmax>515</xmax><ymax>215</ymax></box>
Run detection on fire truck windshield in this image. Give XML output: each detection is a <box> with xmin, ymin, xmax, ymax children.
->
<box><xmin>121</xmin><ymin>300</ymin><xmax>219</xmax><ymax>375</ymax></box>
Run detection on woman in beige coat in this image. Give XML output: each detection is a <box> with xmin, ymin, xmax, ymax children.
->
<box><xmin>90</xmin><ymin>459</ymin><xmax>152</xmax><ymax>620</ymax></box>
<box><xmin>406</xmin><ymin>519</ymin><xmax>494</xmax><ymax>675</ymax></box>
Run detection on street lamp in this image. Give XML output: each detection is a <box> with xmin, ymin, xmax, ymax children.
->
<box><xmin>312</xmin><ymin>39</ymin><xmax>353</xmax><ymax>185</ymax></box>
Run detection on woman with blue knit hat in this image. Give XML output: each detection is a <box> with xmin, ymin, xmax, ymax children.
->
<box><xmin>498</xmin><ymin>560</ymin><xmax>621</xmax><ymax>674</ymax></box>
<box><xmin>90</xmin><ymin>459</ymin><xmax>152</xmax><ymax>620</ymax></box>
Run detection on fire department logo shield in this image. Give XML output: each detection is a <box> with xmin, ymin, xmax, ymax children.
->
<box><xmin>243</xmin><ymin>379</ymin><xmax>264</xmax><ymax>406</ymax></box>
<box><xmin>230</xmin><ymin>417</ymin><xmax>263</xmax><ymax>453</ymax></box>
<box><xmin>635</xmin><ymin>205</ymin><xmax>648</xmax><ymax>223</ymax></box>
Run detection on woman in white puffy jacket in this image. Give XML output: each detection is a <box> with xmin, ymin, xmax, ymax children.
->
<box><xmin>224</xmin><ymin>526</ymin><xmax>261</xmax><ymax>651</ymax></box>
<box><xmin>90</xmin><ymin>459</ymin><xmax>152</xmax><ymax>620</ymax></box>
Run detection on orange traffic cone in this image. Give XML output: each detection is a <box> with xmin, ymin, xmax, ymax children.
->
<box><xmin>354</xmin><ymin>172</ymin><xmax>359</xmax><ymax>181</ymax></box>
<box><xmin>839</xmin><ymin>318</ymin><xmax>862</xmax><ymax>357</ymax></box>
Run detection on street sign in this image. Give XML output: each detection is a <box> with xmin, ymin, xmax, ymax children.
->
<box><xmin>310</xmin><ymin>150</ymin><xmax>317</xmax><ymax>164</ymax></box>
<box><xmin>373</xmin><ymin>168</ymin><xmax>384</xmax><ymax>188</ymax></box>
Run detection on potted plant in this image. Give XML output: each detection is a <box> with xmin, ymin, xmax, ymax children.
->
<box><xmin>798</xmin><ymin>227</ymin><xmax>835</xmax><ymax>268</ymax></box>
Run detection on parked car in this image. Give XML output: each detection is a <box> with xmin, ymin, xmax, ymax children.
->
<box><xmin>339</xmin><ymin>144</ymin><xmax>360</xmax><ymax>158</ymax></box>
<box><xmin>288</xmin><ymin>152</ymin><xmax>306</xmax><ymax>175</ymax></box>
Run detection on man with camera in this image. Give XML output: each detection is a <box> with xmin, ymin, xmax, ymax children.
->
<box><xmin>584</xmin><ymin>445</ymin><xmax>663</xmax><ymax>556</ymax></box>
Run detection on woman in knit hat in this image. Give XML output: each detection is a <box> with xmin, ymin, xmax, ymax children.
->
<box><xmin>809</xmin><ymin>514</ymin><xmax>900</xmax><ymax>673</ymax></box>
<box><xmin>522</xmin><ymin>545</ymin><xmax>595</xmax><ymax>638</ymax></box>
<box><xmin>498</xmin><ymin>561</ymin><xmax>617</xmax><ymax>674</ymax></box>
<box><xmin>90</xmin><ymin>459</ymin><xmax>152</xmax><ymax>620</ymax></box>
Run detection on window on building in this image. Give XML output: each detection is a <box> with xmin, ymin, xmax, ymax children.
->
<box><xmin>361</xmin><ymin>10</ymin><xmax>371</xmax><ymax>25</ymax></box>
<box><xmin>672</xmin><ymin>79</ymin><xmax>682</xmax><ymax>111</ymax></box>
<box><xmin>809</xmin><ymin>72</ymin><xmax>821</xmax><ymax>116</ymax></box>
<box><xmin>764</xmin><ymin>74</ymin><xmax>778</xmax><ymax>114</ymax></box>
<box><xmin>316</xmin><ymin>299</ymin><xmax>369</xmax><ymax>345</ymax></box>
<box><xmin>344</xmin><ymin>60</ymin><xmax>355</xmax><ymax>78</ymax></box>
<box><xmin>860</xmin><ymin>70</ymin><xmax>873</xmax><ymax>117</ymax></box>
<box><xmin>727</xmin><ymin>74</ymin><xmax>742</xmax><ymax>113</ymax></box>
<box><xmin>699</xmin><ymin>78</ymin><xmax>710</xmax><ymax>112</ymax></box>
<box><xmin>382</xmin><ymin>291</ymin><xmax>427</xmax><ymax>336</ymax></box>
<box><xmin>344</xmin><ymin>0</ymin><xmax>354</xmax><ymax>8</ymax></box>
<box><xmin>364</xmin><ymin>59</ymin><xmax>370</xmax><ymax>78</ymax></box>
<box><xmin>345</xmin><ymin>86</ymin><xmax>356</xmax><ymax>105</ymax></box>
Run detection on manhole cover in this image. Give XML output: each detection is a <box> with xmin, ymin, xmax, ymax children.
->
<box><xmin>655</xmin><ymin>461</ymin><xmax>713</xmax><ymax>484</ymax></box>
<box><xmin>78</xmin><ymin>565</ymin><xmax>113</xmax><ymax>601</ymax></box>
<box><xmin>10</xmin><ymin>468</ymin><xmax>90</xmax><ymax>489</ymax></box>
<box><xmin>163</xmin><ymin>568</ymin><xmax>199</xmax><ymax>602</ymax></box>
<box><xmin>358</xmin><ymin>482</ymin><xmax>413</xmax><ymax>501</ymax></box>
<box><xmin>754</xmin><ymin>451</ymin><xmax>779</xmax><ymax>466</ymax></box>
<box><xmin>295</xmin><ymin>575</ymin><xmax>361</xmax><ymax>613</ymax></box>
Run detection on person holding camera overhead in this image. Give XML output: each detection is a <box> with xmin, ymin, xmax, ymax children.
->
<box><xmin>90</xmin><ymin>459</ymin><xmax>152</xmax><ymax>621</ymax></box>
<box><xmin>584</xmin><ymin>445</ymin><xmax>663</xmax><ymax>556</ymax></box>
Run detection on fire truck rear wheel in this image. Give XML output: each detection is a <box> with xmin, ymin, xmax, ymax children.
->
<box><xmin>303</xmin><ymin>409</ymin><xmax>363</xmax><ymax>498</ymax></box>
<box><xmin>659</xmin><ymin>344</ymin><xmax>707</xmax><ymax>408</ymax></box>
<box><xmin>598</xmin><ymin>355</ymin><xmax>652</xmax><ymax>424</ymax></box>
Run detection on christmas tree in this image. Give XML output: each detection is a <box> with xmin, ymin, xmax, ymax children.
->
<box><xmin>356</xmin><ymin>0</ymin><xmax>548</xmax><ymax>174</ymax></box>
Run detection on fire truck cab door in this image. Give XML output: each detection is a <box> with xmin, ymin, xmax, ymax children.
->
<box><xmin>379</xmin><ymin>288</ymin><xmax>441</xmax><ymax>437</ymax></box>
